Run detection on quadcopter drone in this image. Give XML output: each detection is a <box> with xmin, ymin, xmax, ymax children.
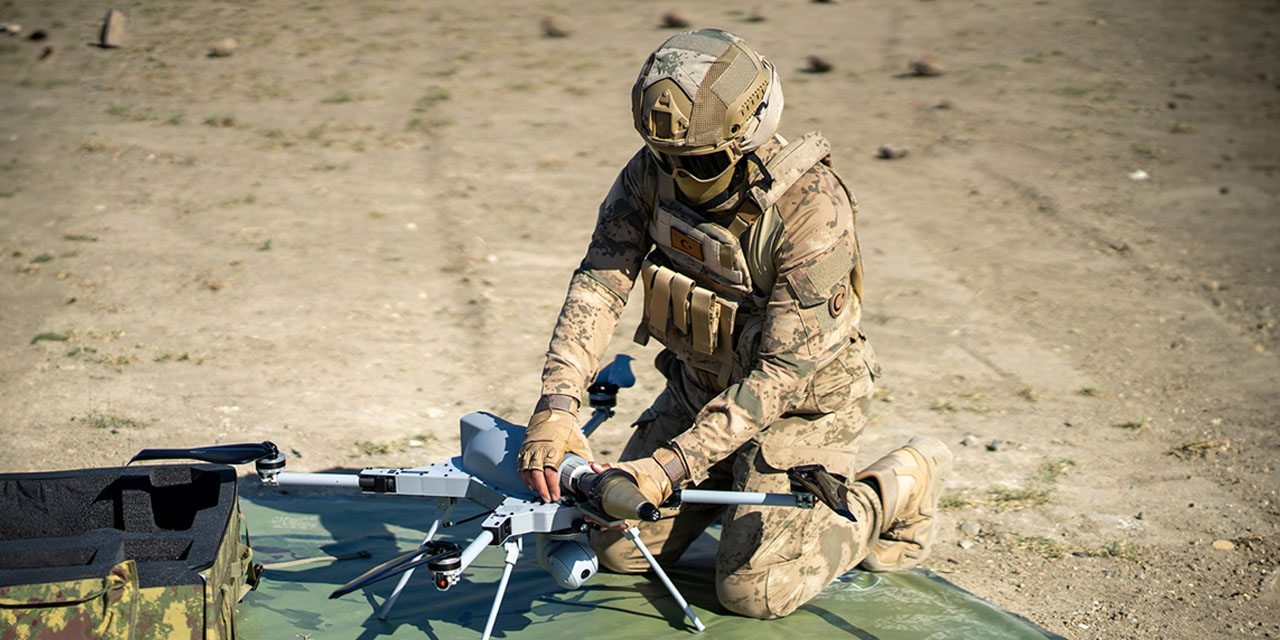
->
<box><xmin>130</xmin><ymin>355</ymin><xmax>856</xmax><ymax>640</ymax></box>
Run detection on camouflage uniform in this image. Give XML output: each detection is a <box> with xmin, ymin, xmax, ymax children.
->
<box><xmin>538</xmin><ymin>134</ymin><xmax>884</xmax><ymax>619</ymax></box>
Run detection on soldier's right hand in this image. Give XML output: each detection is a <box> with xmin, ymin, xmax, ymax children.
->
<box><xmin>518</xmin><ymin>408</ymin><xmax>592</xmax><ymax>503</ymax></box>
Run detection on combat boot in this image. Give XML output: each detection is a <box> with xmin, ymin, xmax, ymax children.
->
<box><xmin>855</xmin><ymin>436</ymin><xmax>953</xmax><ymax>572</ymax></box>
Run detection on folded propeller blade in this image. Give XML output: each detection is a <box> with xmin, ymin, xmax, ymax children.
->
<box><xmin>594</xmin><ymin>354</ymin><xmax>635</xmax><ymax>389</ymax></box>
<box><xmin>129</xmin><ymin>441</ymin><xmax>279</xmax><ymax>466</ymax></box>
<box><xmin>329</xmin><ymin>545</ymin><xmax>459</xmax><ymax>599</ymax></box>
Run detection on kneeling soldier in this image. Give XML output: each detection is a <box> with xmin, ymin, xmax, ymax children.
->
<box><xmin>518</xmin><ymin>29</ymin><xmax>952</xmax><ymax>619</ymax></box>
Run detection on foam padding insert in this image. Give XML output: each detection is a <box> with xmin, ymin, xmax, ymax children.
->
<box><xmin>0</xmin><ymin>464</ymin><xmax>237</xmax><ymax>588</ymax></box>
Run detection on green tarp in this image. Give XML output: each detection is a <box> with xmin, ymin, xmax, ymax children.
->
<box><xmin>239</xmin><ymin>495</ymin><xmax>1063</xmax><ymax>640</ymax></box>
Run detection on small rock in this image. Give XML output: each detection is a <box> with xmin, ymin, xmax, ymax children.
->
<box><xmin>746</xmin><ymin>7</ymin><xmax>767</xmax><ymax>22</ymax></box>
<box><xmin>805</xmin><ymin>55</ymin><xmax>833</xmax><ymax>73</ymax></box>
<box><xmin>934</xmin><ymin>99</ymin><xmax>954</xmax><ymax>109</ymax></box>
<box><xmin>1219</xmin><ymin>186</ymin><xmax>1229</xmax><ymax>195</ymax></box>
<box><xmin>99</xmin><ymin>8</ymin><xmax>127</xmax><ymax>48</ymax></box>
<box><xmin>208</xmin><ymin>38</ymin><xmax>237</xmax><ymax>57</ymax></box>
<box><xmin>661</xmin><ymin>9</ymin><xmax>693</xmax><ymax>29</ymax></box>
<box><xmin>876</xmin><ymin>144</ymin><xmax>909</xmax><ymax>160</ymax></box>
<box><xmin>3</xmin><ymin>23</ymin><xmax>20</xmax><ymax>36</ymax></box>
<box><xmin>407</xmin><ymin>439</ymin><xmax>424</xmax><ymax>448</ymax></box>
<box><xmin>27</xmin><ymin>28</ymin><xmax>47</xmax><ymax>41</ymax></box>
<box><xmin>1128</xmin><ymin>169</ymin><xmax>1149</xmax><ymax>181</ymax></box>
<box><xmin>540</xmin><ymin>16</ymin><xmax>571</xmax><ymax>38</ymax></box>
<box><xmin>959</xmin><ymin>521</ymin><xmax>982</xmax><ymax>537</ymax></box>
<box><xmin>1212</xmin><ymin>539</ymin><xmax>1235</xmax><ymax>551</ymax></box>
<box><xmin>39</xmin><ymin>45</ymin><xmax>53</xmax><ymax>61</ymax></box>
<box><xmin>958</xmin><ymin>539</ymin><xmax>974</xmax><ymax>549</ymax></box>
<box><xmin>960</xmin><ymin>434</ymin><xmax>979</xmax><ymax>447</ymax></box>
<box><xmin>986</xmin><ymin>439</ymin><xmax>1005</xmax><ymax>452</ymax></box>
<box><xmin>813</xmin><ymin>0</ymin><xmax>841</xmax><ymax>4</ymax></box>
<box><xmin>909</xmin><ymin>53</ymin><xmax>945</xmax><ymax>76</ymax></box>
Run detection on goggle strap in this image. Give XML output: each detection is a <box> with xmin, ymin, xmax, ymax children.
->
<box><xmin>745</xmin><ymin>151</ymin><xmax>773</xmax><ymax>191</ymax></box>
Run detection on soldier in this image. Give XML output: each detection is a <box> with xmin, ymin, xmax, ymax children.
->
<box><xmin>518</xmin><ymin>29</ymin><xmax>952</xmax><ymax>619</ymax></box>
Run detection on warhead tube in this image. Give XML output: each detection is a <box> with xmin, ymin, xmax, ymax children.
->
<box><xmin>560</xmin><ymin>454</ymin><xmax>660</xmax><ymax>522</ymax></box>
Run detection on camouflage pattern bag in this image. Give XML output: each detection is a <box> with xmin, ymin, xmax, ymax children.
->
<box><xmin>0</xmin><ymin>464</ymin><xmax>259</xmax><ymax>640</ymax></box>
<box><xmin>0</xmin><ymin>559</ymin><xmax>141</xmax><ymax>638</ymax></box>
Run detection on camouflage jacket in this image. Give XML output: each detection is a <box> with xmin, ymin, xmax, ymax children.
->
<box><xmin>539</xmin><ymin>138</ymin><xmax>865</xmax><ymax>484</ymax></box>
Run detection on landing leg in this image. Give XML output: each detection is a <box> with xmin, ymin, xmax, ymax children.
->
<box><xmin>481</xmin><ymin>538</ymin><xmax>522</xmax><ymax>640</ymax></box>
<box><xmin>378</xmin><ymin>499</ymin><xmax>455</xmax><ymax>621</ymax></box>
<box><xmin>622</xmin><ymin>527</ymin><xmax>705</xmax><ymax>632</ymax></box>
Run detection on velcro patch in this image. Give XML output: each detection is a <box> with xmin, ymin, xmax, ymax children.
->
<box><xmin>671</xmin><ymin>228</ymin><xmax>704</xmax><ymax>262</ymax></box>
<box><xmin>786</xmin><ymin>244</ymin><xmax>856</xmax><ymax>307</ymax></box>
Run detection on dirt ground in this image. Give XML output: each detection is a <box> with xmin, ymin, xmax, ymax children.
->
<box><xmin>1</xmin><ymin>1</ymin><xmax>1278</xmax><ymax>638</ymax></box>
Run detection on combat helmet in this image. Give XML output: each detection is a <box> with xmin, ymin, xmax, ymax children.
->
<box><xmin>632</xmin><ymin>29</ymin><xmax>783</xmax><ymax>206</ymax></box>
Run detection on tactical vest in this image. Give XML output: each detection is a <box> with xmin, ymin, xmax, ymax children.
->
<box><xmin>634</xmin><ymin>132</ymin><xmax>862</xmax><ymax>389</ymax></box>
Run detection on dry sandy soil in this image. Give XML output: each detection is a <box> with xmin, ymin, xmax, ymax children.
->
<box><xmin>2</xmin><ymin>1</ymin><xmax>1278</xmax><ymax>638</ymax></box>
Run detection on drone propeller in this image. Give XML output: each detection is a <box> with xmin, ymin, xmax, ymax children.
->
<box><xmin>584</xmin><ymin>355</ymin><xmax>636</xmax><ymax>426</ymax></box>
<box><xmin>330</xmin><ymin>541</ymin><xmax>462</xmax><ymax>599</ymax></box>
<box><xmin>592</xmin><ymin>354</ymin><xmax>635</xmax><ymax>390</ymax></box>
<box><xmin>128</xmin><ymin>441</ymin><xmax>280</xmax><ymax>466</ymax></box>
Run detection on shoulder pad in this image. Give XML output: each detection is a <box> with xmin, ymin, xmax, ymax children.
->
<box><xmin>746</xmin><ymin>132</ymin><xmax>831</xmax><ymax>212</ymax></box>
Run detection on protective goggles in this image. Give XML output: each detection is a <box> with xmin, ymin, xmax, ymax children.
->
<box><xmin>650</xmin><ymin>144</ymin><xmax>742</xmax><ymax>184</ymax></box>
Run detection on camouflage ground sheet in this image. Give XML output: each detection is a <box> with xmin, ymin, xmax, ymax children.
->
<box><xmin>239</xmin><ymin>494</ymin><xmax>1063</xmax><ymax>640</ymax></box>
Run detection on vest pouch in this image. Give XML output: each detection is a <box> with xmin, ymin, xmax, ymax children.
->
<box><xmin>636</xmin><ymin>260</ymin><xmax>740</xmax><ymax>387</ymax></box>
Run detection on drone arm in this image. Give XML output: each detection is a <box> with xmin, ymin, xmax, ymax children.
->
<box><xmin>579</xmin><ymin>410</ymin><xmax>611</xmax><ymax>438</ymax></box>
<box><xmin>457</xmin><ymin>529</ymin><xmax>495</xmax><ymax>573</ymax></box>
<box><xmin>269</xmin><ymin>472</ymin><xmax>361</xmax><ymax>488</ymax></box>
<box><xmin>677</xmin><ymin>489</ymin><xmax>809</xmax><ymax>508</ymax></box>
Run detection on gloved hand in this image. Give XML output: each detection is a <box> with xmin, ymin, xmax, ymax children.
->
<box><xmin>610</xmin><ymin>447</ymin><xmax>687</xmax><ymax>508</ymax></box>
<box><xmin>518</xmin><ymin>407</ymin><xmax>592</xmax><ymax>502</ymax></box>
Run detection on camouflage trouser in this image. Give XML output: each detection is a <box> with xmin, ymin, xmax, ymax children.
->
<box><xmin>590</xmin><ymin>348</ymin><xmax>882</xmax><ymax>619</ymax></box>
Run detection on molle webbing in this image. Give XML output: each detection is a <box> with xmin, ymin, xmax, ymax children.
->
<box><xmin>805</xmin><ymin>244</ymin><xmax>854</xmax><ymax>296</ymax></box>
<box><xmin>635</xmin><ymin>261</ymin><xmax>738</xmax><ymax>386</ymax></box>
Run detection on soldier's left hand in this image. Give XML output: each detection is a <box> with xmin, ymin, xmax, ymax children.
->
<box><xmin>610</xmin><ymin>447</ymin><xmax>684</xmax><ymax>508</ymax></box>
